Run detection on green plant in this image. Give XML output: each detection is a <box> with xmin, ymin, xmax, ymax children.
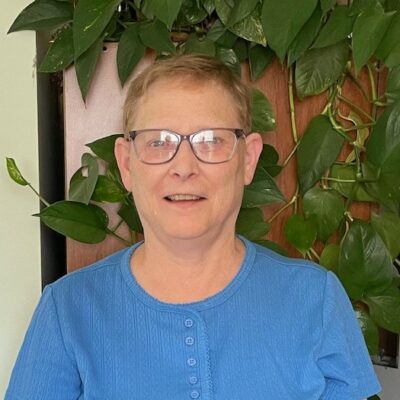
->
<box><xmin>7</xmin><ymin>0</ymin><xmax>400</xmax><ymax>367</ymax></box>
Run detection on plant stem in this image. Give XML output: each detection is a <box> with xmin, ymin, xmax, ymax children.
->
<box><xmin>126</xmin><ymin>0</ymin><xmax>139</xmax><ymax>12</ymax></box>
<box><xmin>110</xmin><ymin>218</ymin><xmax>124</xmax><ymax>233</ymax></box>
<box><xmin>322</xmin><ymin>177</ymin><xmax>357</xmax><ymax>183</ymax></box>
<box><xmin>267</xmin><ymin>191</ymin><xmax>298</xmax><ymax>224</ymax></box>
<box><xmin>337</xmin><ymin>94</ymin><xmax>375</xmax><ymax>122</ymax></box>
<box><xmin>342</xmin><ymin>122</ymin><xmax>375</xmax><ymax>132</ymax></box>
<box><xmin>106</xmin><ymin>229</ymin><xmax>131</xmax><ymax>246</ymax></box>
<box><xmin>28</xmin><ymin>183</ymin><xmax>50</xmax><ymax>207</ymax></box>
<box><xmin>394</xmin><ymin>258</ymin><xmax>400</xmax><ymax>268</ymax></box>
<box><xmin>288</xmin><ymin>66</ymin><xmax>298</xmax><ymax>144</ymax></box>
<box><xmin>310</xmin><ymin>247</ymin><xmax>320</xmax><ymax>261</ymax></box>
<box><xmin>117</xmin><ymin>19</ymin><xmax>129</xmax><ymax>29</ymax></box>
<box><xmin>367</xmin><ymin>62</ymin><xmax>378</xmax><ymax>120</ymax></box>
<box><xmin>373</xmin><ymin>100</ymin><xmax>388</xmax><ymax>107</ymax></box>
<box><xmin>288</xmin><ymin>67</ymin><xmax>301</xmax><ymax>213</ymax></box>
<box><xmin>282</xmin><ymin>142</ymin><xmax>300</xmax><ymax>167</ymax></box>
<box><xmin>327</xmin><ymin>108</ymin><xmax>354</xmax><ymax>142</ymax></box>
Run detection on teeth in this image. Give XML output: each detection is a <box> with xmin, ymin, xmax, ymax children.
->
<box><xmin>167</xmin><ymin>194</ymin><xmax>202</xmax><ymax>201</ymax></box>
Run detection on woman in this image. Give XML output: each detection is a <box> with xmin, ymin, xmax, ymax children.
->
<box><xmin>6</xmin><ymin>55</ymin><xmax>380</xmax><ymax>399</ymax></box>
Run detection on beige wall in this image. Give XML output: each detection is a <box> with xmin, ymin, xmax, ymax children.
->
<box><xmin>0</xmin><ymin>1</ymin><xmax>41</xmax><ymax>396</ymax></box>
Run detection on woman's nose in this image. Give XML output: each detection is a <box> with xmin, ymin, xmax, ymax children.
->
<box><xmin>168</xmin><ymin>139</ymin><xmax>199</xmax><ymax>179</ymax></box>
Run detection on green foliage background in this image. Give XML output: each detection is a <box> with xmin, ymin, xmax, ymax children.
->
<box><xmin>7</xmin><ymin>0</ymin><xmax>400</xmax><ymax>378</ymax></box>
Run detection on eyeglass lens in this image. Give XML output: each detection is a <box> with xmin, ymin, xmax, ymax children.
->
<box><xmin>133</xmin><ymin>129</ymin><xmax>239</xmax><ymax>164</ymax></box>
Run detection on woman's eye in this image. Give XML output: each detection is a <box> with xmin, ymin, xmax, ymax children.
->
<box><xmin>149</xmin><ymin>140</ymin><xmax>166</xmax><ymax>148</ymax></box>
<box><xmin>205</xmin><ymin>137</ymin><xmax>223</xmax><ymax>145</ymax></box>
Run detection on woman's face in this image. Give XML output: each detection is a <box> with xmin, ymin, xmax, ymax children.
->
<box><xmin>115</xmin><ymin>78</ymin><xmax>262</xmax><ymax>244</ymax></box>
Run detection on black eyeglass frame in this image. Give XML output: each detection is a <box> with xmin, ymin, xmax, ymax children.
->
<box><xmin>126</xmin><ymin>128</ymin><xmax>245</xmax><ymax>165</ymax></box>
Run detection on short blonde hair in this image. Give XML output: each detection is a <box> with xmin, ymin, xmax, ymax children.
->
<box><xmin>123</xmin><ymin>54</ymin><xmax>251</xmax><ymax>134</ymax></box>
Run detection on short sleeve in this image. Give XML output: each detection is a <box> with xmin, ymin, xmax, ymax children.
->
<box><xmin>317</xmin><ymin>271</ymin><xmax>381</xmax><ymax>400</ymax></box>
<box><xmin>5</xmin><ymin>285</ymin><xmax>81</xmax><ymax>399</ymax></box>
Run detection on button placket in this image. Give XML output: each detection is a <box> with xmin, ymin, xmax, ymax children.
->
<box><xmin>184</xmin><ymin>316</ymin><xmax>200</xmax><ymax>398</ymax></box>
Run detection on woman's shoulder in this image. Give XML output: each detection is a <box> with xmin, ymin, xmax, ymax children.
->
<box><xmin>249</xmin><ymin>239</ymin><xmax>328</xmax><ymax>284</ymax></box>
<box><xmin>48</xmin><ymin>245</ymin><xmax>133</xmax><ymax>296</ymax></box>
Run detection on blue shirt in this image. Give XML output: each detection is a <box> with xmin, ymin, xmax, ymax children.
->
<box><xmin>6</xmin><ymin>237</ymin><xmax>381</xmax><ymax>399</ymax></box>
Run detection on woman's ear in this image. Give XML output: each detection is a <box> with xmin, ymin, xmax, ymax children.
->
<box><xmin>243</xmin><ymin>133</ymin><xmax>263</xmax><ymax>185</ymax></box>
<box><xmin>114</xmin><ymin>137</ymin><xmax>133</xmax><ymax>192</ymax></box>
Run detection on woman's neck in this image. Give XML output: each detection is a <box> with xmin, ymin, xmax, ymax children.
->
<box><xmin>130</xmin><ymin>233</ymin><xmax>245</xmax><ymax>303</ymax></box>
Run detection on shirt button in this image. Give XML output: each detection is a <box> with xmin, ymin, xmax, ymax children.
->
<box><xmin>189</xmin><ymin>376</ymin><xmax>198</xmax><ymax>385</ymax></box>
<box><xmin>184</xmin><ymin>318</ymin><xmax>194</xmax><ymax>327</ymax></box>
<box><xmin>187</xmin><ymin>357</ymin><xmax>197</xmax><ymax>367</ymax></box>
<box><xmin>190</xmin><ymin>390</ymin><xmax>200</xmax><ymax>399</ymax></box>
<box><xmin>185</xmin><ymin>336</ymin><xmax>195</xmax><ymax>346</ymax></box>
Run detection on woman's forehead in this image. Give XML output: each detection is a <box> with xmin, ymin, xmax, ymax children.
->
<box><xmin>129</xmin><ymin>79</ymin><xmax>240</xmax><ymax>129</ymax></box>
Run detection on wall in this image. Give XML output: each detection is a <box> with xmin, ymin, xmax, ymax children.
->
<box><xmin>0</xmin><ymin>1</ymin><xmax>41</xmax><ymax>396</ymax></box>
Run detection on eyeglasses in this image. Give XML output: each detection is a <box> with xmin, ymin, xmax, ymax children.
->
<box><xmin>127</xmin><ymin>128</ymin><xmax>245</xmax><ymax>164</ymax></box>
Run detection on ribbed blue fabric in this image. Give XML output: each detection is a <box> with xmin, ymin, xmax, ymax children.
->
<box><xmin>6</xmin><ymin>237</ymin><xmax>381</xmax><ymax>399</ymax></box>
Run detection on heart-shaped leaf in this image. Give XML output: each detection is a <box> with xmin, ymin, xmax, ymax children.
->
<box><xmin>371</xmin><ymin>212</ymin><xmax>400</xmax><ymax>259</ymax></box>
<box><xmin>375</xmin><ymin>11</ymin><xmax>400</xmax><ymax>67</ymax></box>
<box><xmin>364</xmin><ymin>285</ymin><xmax>400</xmax><ymax>333</ymax></box>
<box><xmin>257</xmin><ymin>144</ymin><xmax>281</xmax><ymax>177</ymax></box>
<box><xmin>118</xmin><ymin>196</ymin><xmax>143</xmax><ymax>233</ymax></box>
<box><xmin>35</xmin><ymin>201</ymin><xmax>109</xmax><ymax>243</ymax></box>
<box><xmin>319</xmin><ymin>243</ymin><xmax>340</xmax><ymax>273</ymax></box>
<box><xmin>215</xmin><ymin>0</ymin><xmax>258</xmax><ymax>27</ymax></box>
<box><xmin>349</xmin><ymin>0</ymin><xmax>377</xmax><ymax>16</ymax></box>
<box><xmin>287</xmin><ymin>5</ymin><xmax>322</xmax><ymax>66</ymax></box>
<box><xmin>303</xmin><ymin>187</ymin><xmax>345</xmax><ymax>241</ymax></box>
<box><xmin>86</xmin><ymin>134</ymin><xmax>122</xmax><ymax>165</ymax></box>
<box><xmin>176</xmin><ymin>0</ymin><xmax>208</xmax><ymax>26</ymax></box>
<box><xmin>6</xmin><ymin>158</ymin><xmax>29</xmax><ymax>186</ymax></box>
<box><xmin>236</xmin><ymin>207</ymin><xmax>269</xmax><ymax>241</ymax></box>
<box><xmin>91</xmin><ymin>175</ymin><xmax>126</xmax><ymax>203</ymax></box>
<box><xmin>228</xmin><ymin>5</ymin><xmax>266</xmax><ymax>46</ymax></box>
<box><xmin>312</xmin><ymin>6</ymin><xmax>356</xmax><ymax>49</ymax></box>
<box><xmin>364</xmin><ymin>100</ymin><xmax>400</xmax><ymax>204</ymax></box>
<box><xmin>201</xmin><ymin>0</ymin><xmax>215</xmax><ymax>15</ymax></box>
<box><xmin>233</xmin><ymin>39</ymin><xmax>248</xmax><ymax>62</ymax></box>
<box><xmin>297</xmin><ymin>115</ymin><xmax>344</xmax><ymax>193</ymax></box>
<box><xmin>329</xmin><ymin>164</ymin><xmax>375</xmax><ymax>202</ymax></box>
<box><xmin>184</xmin><ymin>34</ymin><xmax>216</xmax><ymax>56</ymax></box>
<box><xmin>284</xmin><ymin>214</ymin><xmax>317</xmax><ymax>255</ymax></box>
<box><xmin>354</xmin><ymin>304</ymin><xmax>379</xmax><ymax>354</ymax></box>
<box><xmin>139</xmin><ymin>19</ymin><xmax>175</xmax><ymax>54</ymax></box>
<box><xmin>242</xmin><ymin>166</ymin><xmax>285</xmax><ymax>207</ymax></box>
<box><xmin>261</xmin><ymin>0</ymin><xmax>318</xmax><ymax>61</ymax></box>
<box><xmin>215</xmin><ymin>47</ymin><xmax>240</xmax><ymax>75</ymax></box>
<box><xmin>249</xmin><ymin>45</ymin><xmax>275</xmax><ymax>80</ymax></box>
<box><xmin>338</xmin><ymin>220</ymin><xmax>394</xmax><ymax>300</ymax></box>
<box><xmin>352</xmin><ymin>2</ymin><xmax>394</xmax><ymax>73</ymax></box>
<box><xmin>365</xmin><ymin>100</ymin><xmax>400</xmax><ymax>171</ymax></box>
<box><xmin>39</xmin><ymin>25</ymin><xmax>74</xmax><ymax>73</ymax></box>
<box><xmin>8</xmin><ymin>0</ymin><xmax>73</xmax><ymax>33</ymax></box>
<box><xmin>69</xmin><ymin>153</ymin><xmax>99</xmax><ymax>204</ymax></box>
<box><xmin>75</xmin><ymin>36</ymin><xmax>103</xmax><ymax>100</ymax></box>
<box><xmin>142</xmin><ymin>0</ymin><xmax>184</xmax><ymax>29</ymax></box>
<box><xmin>295</xmin><ymin>40</ymin><xmax>349</xmax><ymax>98</ymax></box>
<box><xmin>386</xmin><ymin>66</ymin><xmax>400</xmax><ymax>103</ymax></box>
<box><xmin>73</xmin><ymin>0</ymin><xmax>121</xmax><ymax>59</ymax></box>
<box><xmin>117</xmin><ymin>23</ymin><xmax>146</xmax><ymax>86</ymax></box>
<box><xmin>251</xmin><ymin>89</ymin><xmax>276</xmax><ymax>132</ymax></box>
<box><xmin>207</xmin><ymin>20</ymin><xmax>237</xmax><ymax>47</ymax></box>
